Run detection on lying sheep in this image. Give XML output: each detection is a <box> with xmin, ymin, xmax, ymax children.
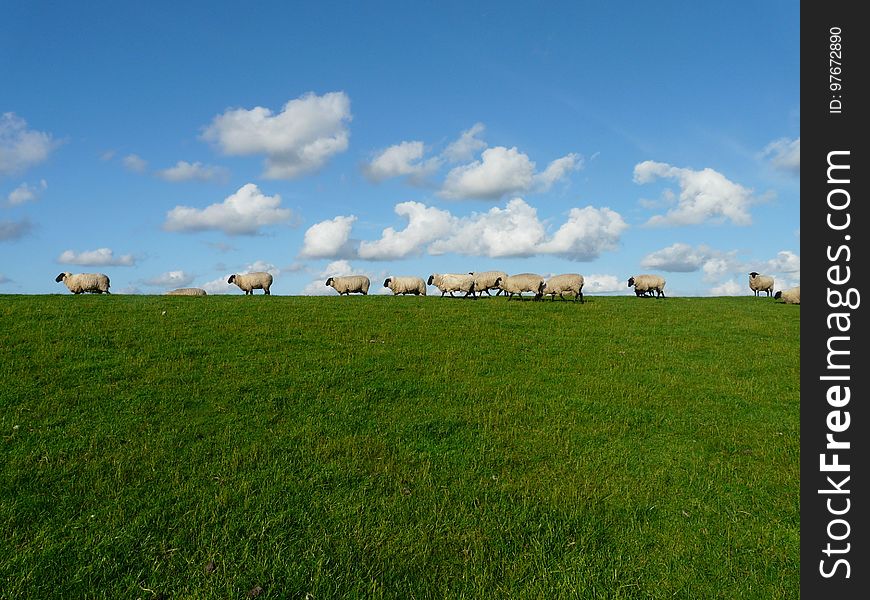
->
<box><xmin>427</xmin><ymin>273</ymin><xmax>476</xmax><ymax>298</ymax></box>
<box><xmin>55</xmin><ymin>272</ymin><xmax>111</xmax><ymax>294</ymax></box>
<box><xmin>165</xmin><ymin>287</ymin><xmax>207</xmax><ymax>296</ymax></box>
<box><xmin>495</xmin><ymin>273</ymin><xmax>544</xmax><ymax>300</ymax></box>
<box><xmin>540</xmin><ymin>273</ymin><xmax>585</xmax><ymax>302</ymax></box>
<box><xmin>469</xmin><ymin>271</ymin><xmax>508</xmax><ymax>297</ymax></box>
<box><xmin>383</xmin><ymin>276</ymin><xmax>427</xmax><ymax>296</ymax></box>
<box><xmin>774</xmin><ymin>286</ymin><xmax>800</xmax><ymax>305</ymax></box>
<box><xmin>628</xmin><ymin>274</ymin><xmax>666</xmax><ymax>298</ymax></box>
<box><xmin>749</xmin><ymin>272</ymin><xmax>775</xmax><ymax>297</ymax></box>
<box><xmin>228</xmin><ymin>272</ymin><xmax>273</xmax><ymax>295</ymax></box>
<box><xmin>326</xmin><ymin>275</ymin><xmax>370</xmax><ymax>295</ymax></box>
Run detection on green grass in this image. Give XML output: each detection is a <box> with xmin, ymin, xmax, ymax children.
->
<box><xmin>0</xmin><ymin>294</ymin><xmax>799</xmax><ymax>599</ymax></box>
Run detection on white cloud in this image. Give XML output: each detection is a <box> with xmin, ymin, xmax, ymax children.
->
<box><xmin>157</xmin><ymin>160</ymin><xmax>229</xmax><ymax>183</ymax></box>
<box><xmin>583</xmin><ymin>274</ymin><xmax>624</xmax><ymax>294</ymax></box>
<box><xmin>442</xmin><ymin>122</ymin><xmax>487</xmax><ymax>163</ymax></box>
<box><xmin>537</xmin><ymin>206</ymin><xmax>627</xmax><ymax>260</ymax></box>
<box><xmin>0</xmin><ymin>113</ymin><xmax>61</xmax><ymax>175</ymax></box>
<box><xmin>201</xmin><ymin>91</ymin><xmax>352</xmax><ymax>179</ymax></box>
<box><xmin>201</xmin><ymin>276</ymin><xmax>236</xmax><ymax>295</ymax></box>
<box><xmin>299</xmin><ymin>215</ymin><xmax>357</xmax><ymax>258</ymax></box>
<box><xmin>6</xmin><ymin>179</ymin><xmax>47</xmax><ymax>205</ymax></box>
<box><xmin>709</xmin><ymin>279</ymin><xmax>744</xmax><ymax>296</ymax></box>
<box><xmin>633</xmin><ymin>161</ymin><xmax>755</xmax><ymax>226</ymax></box>
<box><xmin>122</xmin><ymin>154</ymin><xmax>148</xmax><ymax>173</ymax></box>
<box><xmin>0</xmin><ymin>219</ymin><xmax>33</xmax><ymax>241</ymax></box>
<box><xmin>57</xmin><ymin>247</ymin><xmax>136</xmax><ymax>266</ymax></box>
<box><xmin>429</xmin><ymin>198</ymin><xmax>545</xmax><ymax>256</ymax></box>
<box><xmin>362</xmin><ymin>141</ymin><xmax>440</xmax><ymax>183</ymax></box>
<box><xmin>765</xmin><ymin>250</ymin><xmax>800</xmax><ymax>274</ymax></box>
<box><xmin>144</xmin><ymin>270</ymin><xmax>195</xmax><ymax>288</ymax></box>
<box><xmin>641</xmin><ymin>243</ymin><xmax>743</xmax><ymax>283</ymax></box>
<box><xmin>534</xmin><ymin>153</ymin><xmax>583</xmax><ymax>191</ymax></box>
<box><xmin>164</xmin><ymin>183</ymin><xmax>293</xmax><ymax>235</ymax></box>
<box><xmin>358</xmin><ymin>201</ymin><xmax>455</xmax><ymax>260</ymax></box>
<box><xmin>440</xmin><ymin>146</ymin><xmax>536</xmax><ymax>200</ymax></box>
<box><xmin>762</xmin><ymin>137</ymin><xmax>800</xmax><ymax>174</ymax></box>
<box><xmin>244</xmin><ymin>260</ymin><xmax>280</xmax><ymax>277</ymax></box>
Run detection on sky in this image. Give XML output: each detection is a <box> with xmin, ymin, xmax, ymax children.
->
<box><xmin>0</xmin><ymin>1</ymin><xmax>800</xmax><ymax>297</ymax></box>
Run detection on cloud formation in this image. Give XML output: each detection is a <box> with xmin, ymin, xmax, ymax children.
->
<box><xmin>633</xmin><ymin>161</ymin><xmax>756</xmax><ymax>226</ymax></box>
<box><xmin>157</xmin><ymin>161</ymin><xmax>229</xmax><ymax>183</ymax></box>
<box><xmin>57</xmin><ymin>247</ymin><xmax>136</xmax><ymax>266</ymax></box>
<box><xmin>442</xmin><ymin>123</ymin><xmax>487</xmax><ymax>163</ymax></box>
<box><xmin>122</xmin><ymin>154</ymin><xmax>148</xmax><ymax>173</ymax></box>
<box><xmin>164</xmin><ymin>183</ymin><xmax>293</xmax><ymax>235</ymax></box>
<box><xmin>762</xmin><ymin>137</ymin><xmax>800</xmax><ymax>174</ymax></box>
<box><xmin>0</xmin><ymin>219</ymin><xmax>33</xmax><ymax>241</ymax></box>
<box><xmin>201</xmin><ymin>91</ymin><xmax>352</xmax><ymax>179</ymax></box>
<box><xmin>299</xmin><ymin>215</ymin><xmax>358</xmax><ymax>258</ymax></box>
<box><xmin>0</xmin><ymin>113</ymin><xmax>61</xmax><ymax>176</ymax></box>
<box><xmin>362</xmin><ymin>141</ymin><xmax>439</xmax><ymax>183</ymax></box>
<box><xmin>144</xmin><ymin>270</ymin><xmax>195</xmax><ymax>287</ymax></box>
<box><xmin>6</xmin><ymin>179</ymin><xmax>47</xmax><ymax>205</ymax></box>
<box><xmin>358</xmin><ymin>202</ymin><xmax>455</xmax><ymax>260</ymax></box>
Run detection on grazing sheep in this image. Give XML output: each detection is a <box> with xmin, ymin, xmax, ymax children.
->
<box><xmin>469</xmin><ymin>271</ymin><xmax>508</xmax><ymax>297</ymax></box>
<box><xmin>326</xmin><ymin>275</ymin><xmax>370</xmax><ymax>295</ymax></box>
<box><xmin>383</xmin><ymin>276</ymin><xmax>427</xmax><ymax>296</ymax></box>
<box><xmin>774</xmin><ymin>286</ymin><xmax>800</xmax><ymax>305</ymax></box>
<box><xmin>228</xmin><ymin>272</ymin><xmax>273</xmax><ymax>295</ymax></box>
<box><xmin>427</xmin><ymin>273</ymin><xmax>476</xmax><ymax>298</ymax></box>
<box><xmin>55</xmin><ymin>272</ymin><xmax>111</xmax><ymax>294</ymax></box>
<box><xmin>165</xmin><ymin>287</ymin><xmax>207</xmax><ymax>296</ymax></box>
<box><xmin>494</xmin><ymin>273</ymin><xmax>545</xmax><ymax>300</ymax></box>
<box><xmin>749</xmin><ymin>272</ymin><xmax>775</xmax><ymax>297</ymax></box>
<box><xmin>541</xmin><ymin>273</ymin><xmax>585</xmax><ymax>302</ymax></box>
<box><xmin>628</xmin><ymin>274</ymin><xmax>666</xmax><ymax>298</ymax></box>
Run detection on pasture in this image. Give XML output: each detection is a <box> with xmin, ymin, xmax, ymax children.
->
<box><xmin>0</xmin><ymin>294</ymin><xmax>799</xmax><ymax>599</ymax></box>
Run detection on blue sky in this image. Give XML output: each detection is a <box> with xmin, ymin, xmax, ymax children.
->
<box><xmin>1</xmin><ymin>0</ymin><xmax>799</xmax><ymax>296</ymax></box>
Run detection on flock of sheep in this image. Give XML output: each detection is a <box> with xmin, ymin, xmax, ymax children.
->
<box><xmin>53</xmin><ymin>269</ymin><xmax>800</xmax><ymax>304</ymax></box>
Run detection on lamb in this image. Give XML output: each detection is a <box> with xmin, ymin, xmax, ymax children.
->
<box><xmin>494</xmin><ymin>273</ymin><xmax>545</xmax><ymax>300</ymax></box>
<box><xmin>228</xmin><ymin>272</ymin><xmax>273</xmax><ymax>295</ymax></box>
<box><xmin>383</xmin><ymin>276</ymin><xmax>427</xmax><ymax>296</ymax></box>
<box><xmin>749</xmin><ymin>272</ymin><xmax>775</xmax><ymax>297</ymax></box>
<box><xmin>628</xmin><ymin>274</ymin><xmax>666</xmax><ymax>298</ymax></box>
<box><xmin>165</xmin><ymin>287</ymin><xmax>207</xmax><ymax>296</ymax></box>
<box><xmin>427</xmin><ymin>273</ymin><xmax>476</xmax><ymax>298</ymax></box>
<box><xmin>55</xmin><ymin>272</ymin><xmax>111</xmax><ymax>294</ymax></box>
<box><xmin>774</xmin><ymin>286</ymin><xmax>800</xmax><ymax>305</ymax></box>
<box><xmin>326</xmin><ymin>275</ymin><xmax>370</xmax><ymax>295</ymax></box>
<box><xmin>469</xmin><ymin>271</ymin><xmax>508</xmax><ymax>297</ymax></box>
<box><xmin>540</xmin><ymin>273</ymin><xmax>585</xmax><ymax>302</ymax></box>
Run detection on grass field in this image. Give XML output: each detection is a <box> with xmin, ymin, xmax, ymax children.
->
<box><xmin>0</xmin><ymin>294</ymin><xmax>800</xmax><ymax>599</ymax></box>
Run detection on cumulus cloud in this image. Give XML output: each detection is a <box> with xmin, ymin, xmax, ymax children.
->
<box><xmin>0</xmin><ymin>113</ymin><xmax>61</xmax><ymax>175</ymax></box>
<box><xmin>157</xmin><ymin>160</ymin><xmax>229</xmax><ymax>183</ymax></box>
<box><xmin>633</xmin><ymin>161</ymin><xmax>756</xmax><ymax>226</ymax></box>
<box><xmin>762</xmin><ymin>137</ymin><xmax>800</xmax><ymax>174</ymax></box>
<box><xmin>57</xmin><ymin>247</ymin><xmax>136</xmax><ymax>266</ymax></box>
<box><xmin>122</xmin><ymin>154</ymin><xmax>148</xmax><ymax>173</ymax></box>
<box><xmin>640</xmin><ymin>243</ymin><xmax>742</xmax><ymax>283</ymax></box>
<box><xmin>536</xmin><ymin>206</ymin><xmax>627</xmax><ymax>260</ymax></box>
<box><xmin>0</xmin><ymin>219</ymin><xmax>32</xmax><ymax>241</ymax></box>
<box><xmin>442</xmin><ymin>122</ymin><xmax>487</xmax><ymax>163</ymax></box>
<box><xmin>164</xmin><ymin>183</ymin><xmax>293</xmax><ymax>235</ymax></box>
<box><xmin>6</xmin><ymin>179</ymin><xmax>46</xmax><ymax>205</ymax></box>
<box><xmin>709</xmin><ymin>279</ymin><xmax>744</xmax><ymax>296</ymax></box>
<box><xmin>764</xmin><ymin>250</ymin><xmax>801</xmax><ymax>274</ymax></box>
<box><xmin>299</xmin><ymin>215</ymin><xmax>358</xmax><ymax>259</ymax></box>
<box><xmin>244</xmin><ymin>260</ymin><xmax>280</xmax><ymax>277</ymax></box>
<box><xmin>201</xmin><ymin>276</ymin><xmax>236</xmax><ymax>295</ymax></box>
<box><xmin>534</xmin><ymin>153</ymin><xmax>583</xmax><ymax>191</ymax></box>
<box><xmin>201</xmin><ymin>91</ymin><xmax>352</xmax><ymax>179</ymax></box>
<box><xmin>362</xmin><ymin>141</ymin><xmax>440</xmax><ymax>183</ymax></box>
<box><xmin>583</xmin><ymin>274</ymin><xmax>624</xmax><ymax>294</ymax></box>
<box><xmin>144</xmin><ymin>270</ymin><xmax>195</xmax><ymax>288</ymax></box>
<box><xmin>440</xmin><ymin>146</ymin><xmax>536</xmax><ymax>200</ymax></box>
<box><xmin>358</xmin><ymin>201</ymin><xmax>455</xmax><ymax>260</ymax></box>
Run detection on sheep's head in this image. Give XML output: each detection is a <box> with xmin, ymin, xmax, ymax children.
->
<box><xmin>55</xmin><ymin>272</ymin><xmax>70</xmax><ymax>283</ymax></box>
<box><xmin>627</xmin><ymin>277</ymin><xmax>635</xmax><ymax>287</ymax></box>
<box><xmin>749</xmin><ymin>272</ymin><xmax>759</xmax><ymax>279</ymax></box>
<box><xmin>325</xmin><ymin>277</ymin><xmax>334</xmax><ymax>287</ymax></box>
<box><xmin>227</xmin><ymin>274</ymin><xmax>236</xmax><ymax>284</ymax></box>
<box><xmin>493</xmin><ymin>277</ymin><xmax>502</xmax><ymax>288</ymax></box>
<box><xmin>427</xmin><ymin>275</ymin><xmax>435</xmax><ymax>285</ymax></box>
<box><xmin>383</xmin><ymin>278</ymin><xmax>391</xmax><ymax>287</ymax></box>
<box><xmin>774</xmin><ymin>291</ymin><xmax>783</xmax><ymax>299</ymax></box>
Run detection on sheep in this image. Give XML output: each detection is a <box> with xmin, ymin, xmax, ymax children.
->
<box><xmin>628</xmin><ymin>274</ymin><xmax>666</xmax><ymax>298</ymax></box>
<box><xmin>749</xmin><ymin>272</ymin><xmax>775</xmax><ymax>297</ymax></box>
<box><xmin>540</xmin><ymin>273</ymin><xmax>585</xmax><ymax>303</ymax></box>
<box><xmin>228</xmin><ymin>272</ymin><xmax>273</xmax><ymax>295</ymax></box>
<box><xmin>326</xmin><ymin>275</ymin><xmax>370</xmax><ymax>295</ymax></box>
<box><xmin>427</xmin><ymin>273</ymin><xmax>476</xmax><ymax>298</ymax></box>
<box><xmin>55</xmin><ymin>272</ymin><xmax>111</xmax><ymax>294</ymax></box>
<box><xmin>494</xmin><ymin>273</ymin><xmax>544</xmax><ymax>300</ymax></box>
<box><xmin>774</xmin><ymin>286</ymin><xmax>800</xmax><ymax>305</ymax></box>
<box><xmin>469</xmin><ymin>271</ymin><xmax>508</xmax><ymax>297</ymax></box>
<box><xmin>165</xmin><ymin>287</ymin><xmax>207</xmax><ymax>296</ymax></box>
<box><xmin>383</xmin><ymin>276</ymin><xmax>427</xmax><ymax>296</ymax></box>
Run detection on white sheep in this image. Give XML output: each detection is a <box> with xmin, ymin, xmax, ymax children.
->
<box><xmin>383</xmin><ymin>276</ymin><xmax>427</xmax><ymax>296</ymax></box>
<box><xmin>228</xmin><ymin>272</ymin><xmax>273</xmax><ymax>295</ymax></box>
<box><xmin>469</xmin><ymin>271</ymin><xmax>508</xmax><ymax>297</ymax></box>
<box><xmin>427</xmin><ymin>273</ymin><xmax>476</xmax><ymax>298</ymax></box>
<box><xmin>774</xmin><ymin>286</ymin><xmax>800</xmax><ymax>305</ymax></box>
<box><xmin>749</xmin><ymin>272</ymin><xmax>775</xmax><ymax>297</ymax></box>
<box><xmin>326</xmin><ymin>275</ymin><xmax>371</xmax><ymax>295</ymax></box>
<box><xmin>494</xmin><ymin>273</ymin><xmax>544</xmax><ymax>300</ymax></box>
<box><xmin>55</xmin><ymin>272</ymin><xmax>111</xmax><ymax>294</ymax></box>
<box><xmin>628</xmin><ymin>274</ymin><xmax>666</xmax><ymax>298</ymax></box>
<box><xmin>541</xmin><ymin>273</ymin><xmax>585</xmax><ymax>302</ymax></box>
<box><xmin>165</xmin><ymin>287</ymin><xmax>207</xmax><ymax>296</ymax></box>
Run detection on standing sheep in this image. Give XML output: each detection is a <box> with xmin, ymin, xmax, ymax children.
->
<box><xmin>494</xmin><ymin>273</ymin><xmax>545</xmax><ymax>300</ymax></box>
<box><xmin>540</xmin><ymin>273</ymin><xmax>585</xmax><ymax>302</ymax></box>
<box><xmin>774</xmin><ymin>286</ymin><xmax>800</xmax><ymax>305</ymax></box>
<box><xmin>469</xmin><ymin>271</ymin><xmax>508</xmax><ymax>297</ymax></box>
<box><xmin>628</xmin><ymin>274</ymin><xmax>666</xmax><ymax>298</ymax></box>
<box><xmin>326</xmin><ymin>275</ymin><xmax>370</xmax><ymax>295</ymax></box>
<box><xmin>165</xmin><ymin>287</ymin><xmax>207</xmax><ymax>296</ymax></box>
<box><xmin>383</xmin><ymin>276</ymin><xmax>427</xmax><ymax>296</ymax></box>
<box><xmin>749</xmin><ymin>272</ymin><xmax>775</xmax><ymax>297</ymax></box>
<box><xmin>427</xmin><ymin>273</ymin><xmax>476</xmax><ymax>298</ymax></box>
<box><xmin>228</xmin><ymin>272</ymin><xmax>273</xmax><ymax>295</ymax></box>
<box><xmin>55</xmin><ymin>272</ymin><xmax>111</xmax><ymax>294</ymax></box>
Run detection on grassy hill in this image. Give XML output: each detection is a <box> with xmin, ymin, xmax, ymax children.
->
<box><xmin>0</xmin><ymin>294</ymin><xmax>799</xmax><ymax>599</ymax></box>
